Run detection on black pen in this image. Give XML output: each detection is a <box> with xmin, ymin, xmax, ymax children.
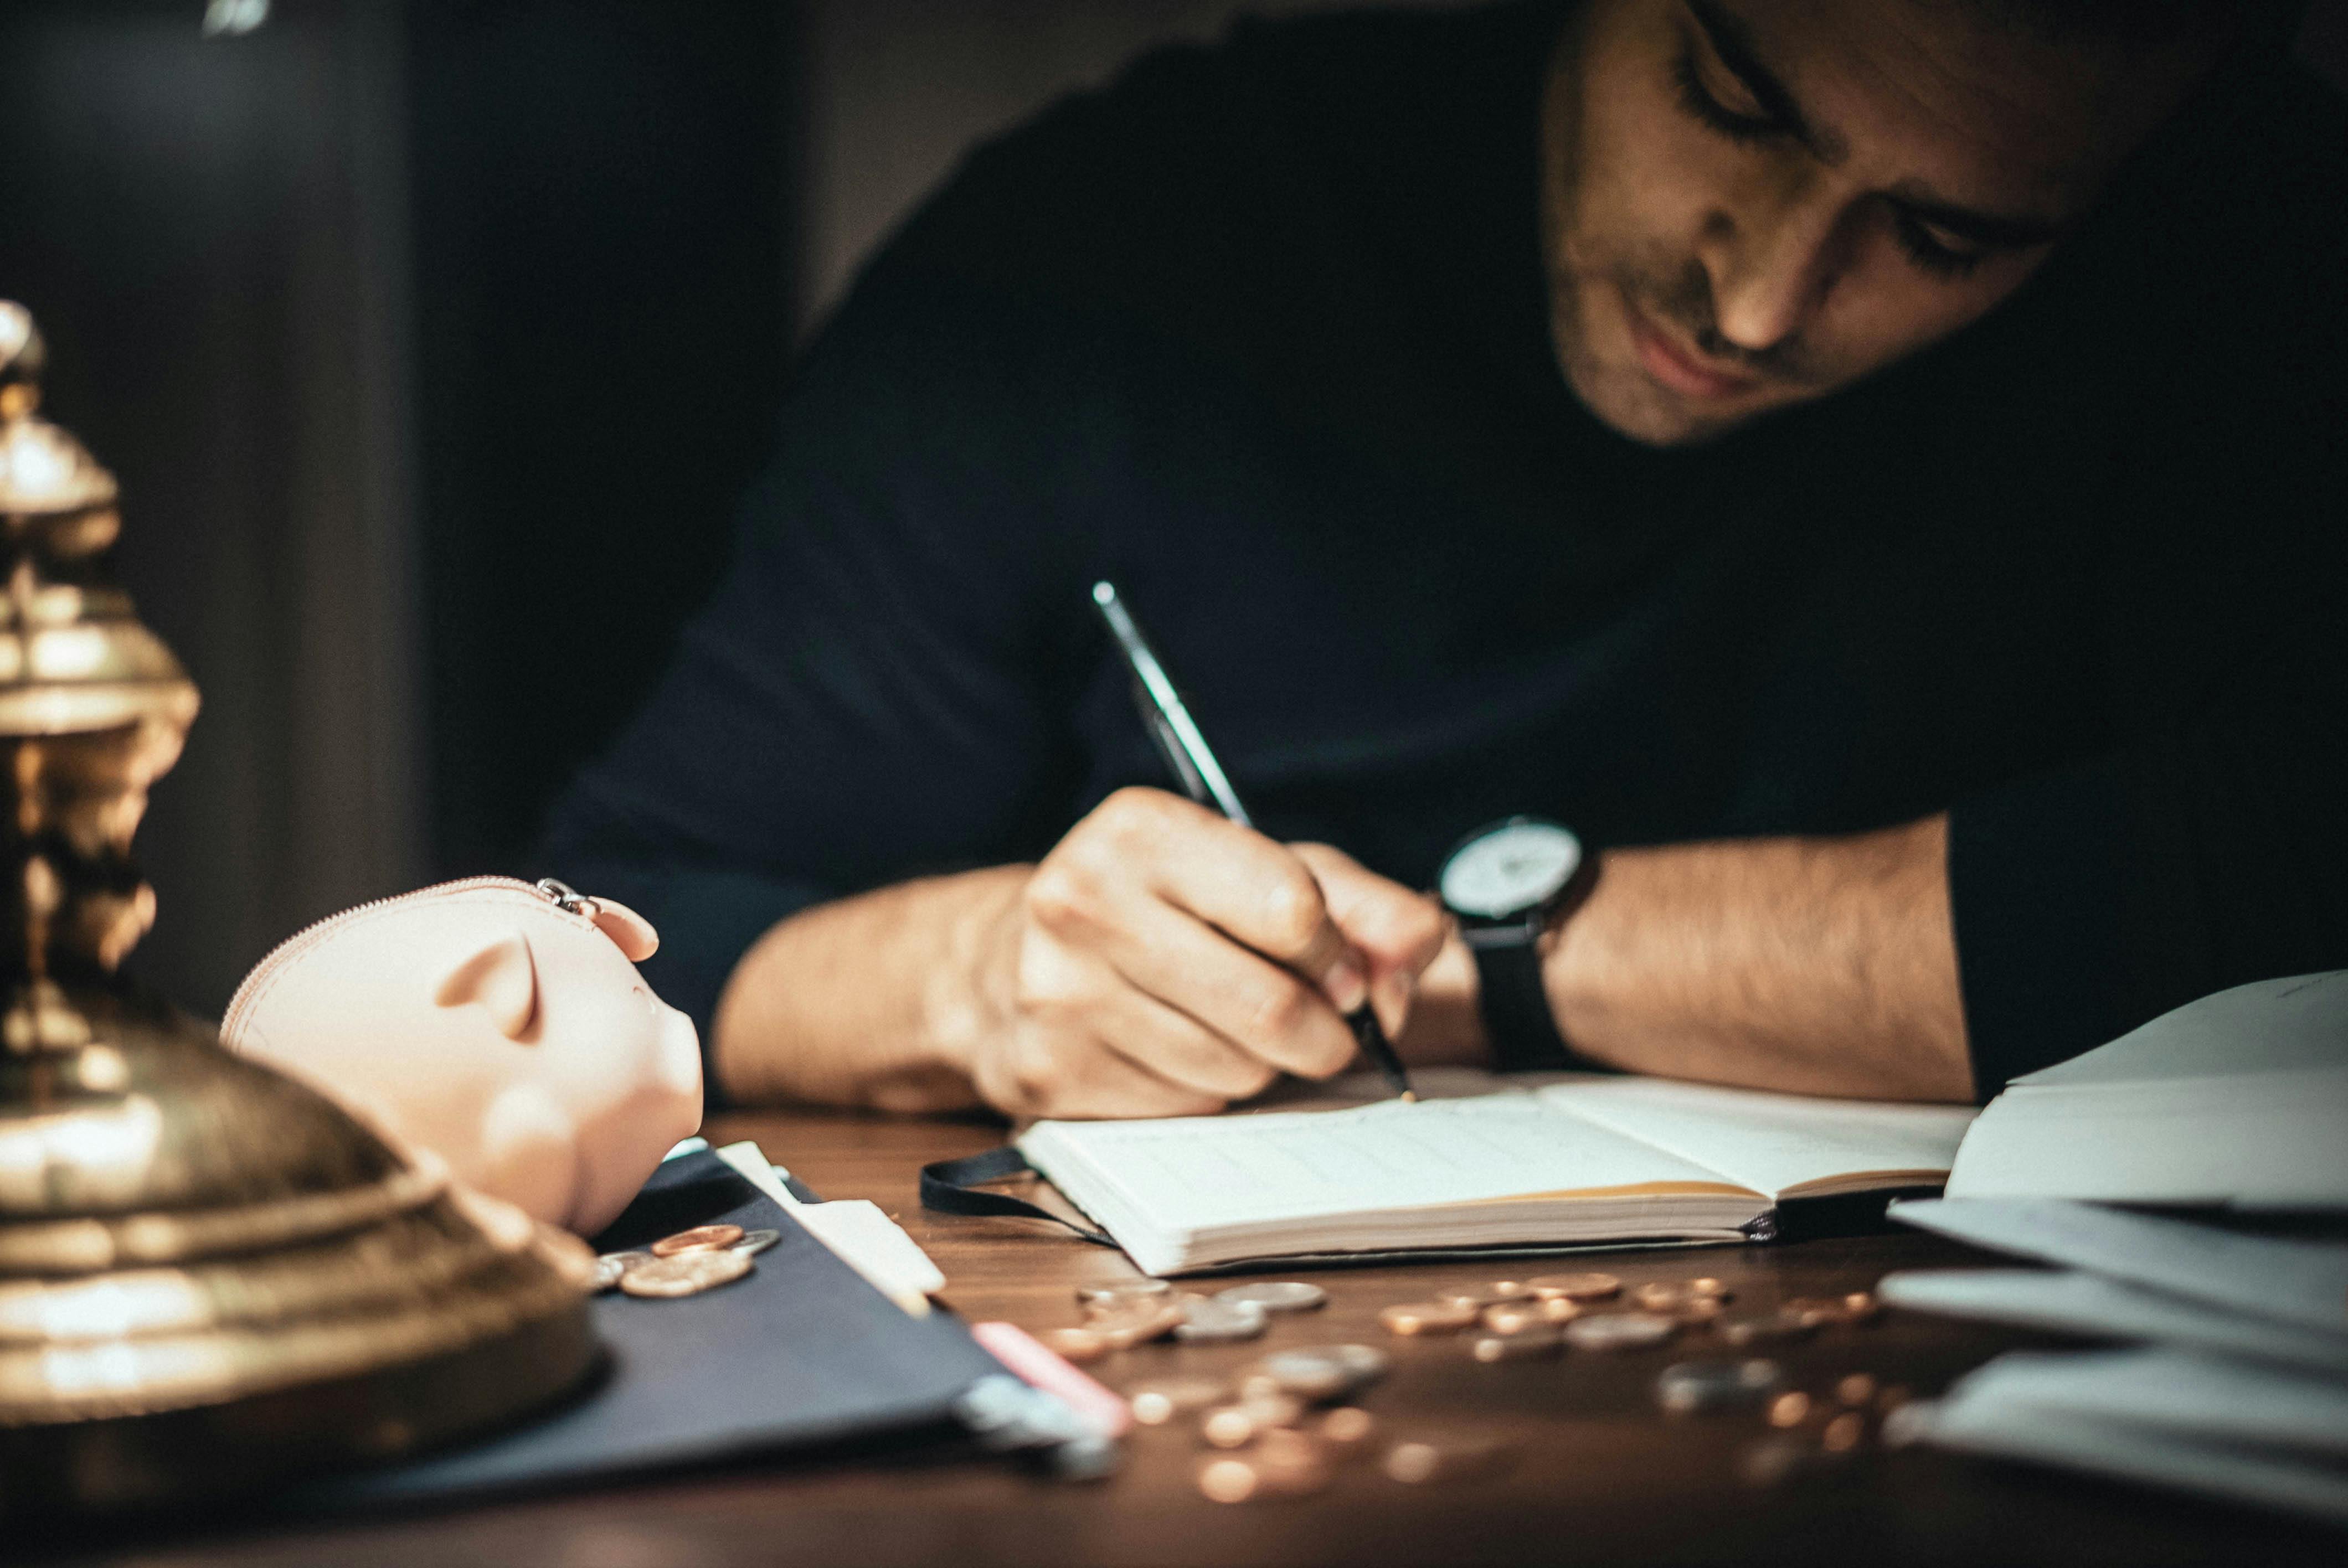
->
<box><xmin>1090</xmin><ymin>579</ymin><xmax>1417</xmax><ymax>1103</ymax></box>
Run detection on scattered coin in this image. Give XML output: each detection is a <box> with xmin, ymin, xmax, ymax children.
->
<box><xmin>1201</xmin><ymin>1397</ymin><xmax>1306</xmax><ymax>1449</ymax></box>
<box><xmin>1835</xmin><ymin>1372</ymin><xmax>1880</xmax><ymax>1408</ymax></box>
<box><xmin>1091</xmin><ymin>1300</ymin><xmax>1186</xmax><ymax>1348</ymax></box>
<box><xmin>1876</xmin><ymin>1384</ymin><xmax>1912</xmax><ymax>1417</ymax></box>
<box><xmin>1738</xmin><ymin>1436</ymin><xmax>1810</xmax><ymax>1488</ymax></box>
<box><xmin>1480</xmin><ymin>1301</ymin><xmax>1552</xmax><ymax>1337</ymax></box>
<box><xmin>1048</xmin><ymin>1433</ymin><xmax>1124</xmax><ymax>1482</ymax></box>
<box><xmin>1655</xmin><ymin>1359</ymin><xmax>1784</xmax><ymax>1415</ymax></box>
<box><xmin>1319</xmin><ymin>1406</ymin><xmax>1376</xmax><ymax>1448</ymax></box>
<box><xmin>1821</xmin><ymin>1411</ymin><xmax>1867</xmax><ymax>1453</ymax></box>
<box><xmin>1383</xmin><ymin>1432</ymin><xmax>1516</xmax><ymax>1485</ymax></box>
<box><xmin>1633</xmin><ymin>1280</ymin><xmax>1734</xmax><ymax>1313</ymax></box>
<box><xmin>616</xmin><ymin>1248</ymin><xmax>753</xmax><ymax>1299</ymax></box>
<box><xmin>1379</xmin><ymin>1301</ymin><xmax>1482</xmax><ymax>1335</ymax></box>
<box><xmin>1780</xmin><ymin>1296</ymin><xmax>1854</xmax><ymax>1329</ymax></box>
<box><xmin>1175</xmin><ymin>1294</ymin><xmax>1270</xmax><ymax>1343</ymax></box>
<box><xmin>1562</xmin><ymin>1312</ymin><xmax>1677</xmax><ymax>1352</ymax></box>
<box><xmin>1435</xmin><ymin>1281</ymin><xmax>1537</xmax><ymax>1308</ymax></box>
<box><xmin>1672</xmin><ymin>1297</ymin><xmax>1727</xmax><ymax>1325</ymax></box>
<box><xmin>729</xmin><ymin>1227</ymin><xmax>782</xmax><ymax>1258</ymax></box>
<box><xmin>1768</xmin><ymin>1391</ymin><xmax>1813</xmax><ymax>1428</ymax></box>
<box><xmin>648</xmin><ymin>1223</ymin><xmax>745</xmax><ymax>1258</ymax></box>
<box><xmin>1250</xmin><ymin>1428</ymin><xmax>1332</xmax><ymax>1494</ymax></box>
<box><xmin>1841</xmin><ymin>1290</ymin><xmax>1882</xmax><ymax>1323</ymax></box>
<box><xmin>1199</xmin><ymin>1456</ymin><xmax>1261</xmax><ymax>1503</ymax></box>
<box><xmin>1717</xmin><ymin>1310</ymin><xmax>1816</xmax><ymax>1348</ymax></box>
<box><xmin>1525</xmin><ymin>1272</ymin><xmax>1620</xmax><ymax>1302</ymax></box>
<box><xmin>1039</xmin><ymin>1327</ymin><xmax>1110</xmax><ymax>1364</ymax></box>
<box><xmin>1077</xmin><ymin>1279</ymin><xmax>1172</xmax><ymax>1307</ymax></box>
<box><xmin>1472</xmin><ymin>1327</ymin><xmax>1563</xmax><ymax>1362</ymax></box>
<box><xmin>591</xmin><ymin>1250</ymin><xmax>652</xmax><ymax>1292</ymax></box>
<box><xmin>1127</xmin><ymin>1378</ymin><xmax>1229</xmax><ymax>1425</ymax></box>
<box><xmin>1535</xmin><ymin>1296</ymin><xmax>1583</xmax><ymax>1324</ymax></box>
<box><xmin>1213</xmin><ymin>1281</ymin><xmax>1327</xmax><ymax>1314</ymax></box>
<box><xmin>1255</xmin><ymin>1344</ymin><xmax>1390</xmax><ymax>1403</ymax></box>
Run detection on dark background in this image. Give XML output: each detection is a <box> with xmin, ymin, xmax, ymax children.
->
<box><xmin>0</xmin><ymin>0</ymin><xmax>2341</xmax><ymax>1013</ymax></box>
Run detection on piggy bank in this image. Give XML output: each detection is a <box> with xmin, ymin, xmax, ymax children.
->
<box><xmin>222</xmin><ymin>878</ymin><xmax>703</xmax><ymax>1235</ymax></box>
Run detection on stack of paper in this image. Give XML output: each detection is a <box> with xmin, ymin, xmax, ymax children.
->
<box><xmin>1883</xmin><ymin>1198</ymin><xmax>2348</xmax><ymax>1524</ymax></box>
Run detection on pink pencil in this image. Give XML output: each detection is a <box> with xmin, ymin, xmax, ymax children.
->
<box><xmin>970</xmin><ymin>1321</ymin><xmax>1132</xmax><ymax>1438</ymax></box>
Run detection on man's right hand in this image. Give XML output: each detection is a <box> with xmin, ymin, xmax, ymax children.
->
<box><xmin>955</xmin><ymin>787</ymin><xmax>1446</xmax><ymax>1119</ymax></box>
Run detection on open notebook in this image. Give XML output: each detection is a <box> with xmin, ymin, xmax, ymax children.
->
<box><xmin>1018</xmin><ymin>1074</ymin><xmax>1976</xmax><ymax>1276</ymax></box>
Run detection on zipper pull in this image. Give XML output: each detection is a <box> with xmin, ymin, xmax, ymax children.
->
<box><xmin>534</xmin><ymin>878</ymin><xmax>601</xmax><ymax>918</ymax></box>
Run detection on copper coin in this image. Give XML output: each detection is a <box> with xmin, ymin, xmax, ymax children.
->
<box><xmin>1201</xmin><ymin>1405</ymin><xmax>1264</xmax><ymax>1449</ymax></box>
<box><xmin>1835</xmin><ymin>1372</ymin><xmax>1880</xmax><ymax>1408</ymax></box>
<box><xmin>1383</xmin><ymin>1432</ymin><xmax>1515</xmax><ymax>1485</ymax></box>
<box><xmin>1536</xmin><ymin>1296</ymin><xmax>1583</xmax><ymax>1324</ymax></box>
<box><xmin>1320</xmin><ymin>1406</ymin><xmax>1376</xmax><ymax>1448</ymax></box>
<box><xmin>1128</xmin><ymin>1378</ymin><xmax>1229</xmax><ymax>1426</ymax></box>
<box><xmin>1633</xmin><ymin>1280</ymin><xmax>1734</xmax><ymax>1312</ymax></box>
<box><xmin>616</xmin><ymin>1248</ymin><xmax>752</xmax><ymax>1299</ymax></box>
<box><xmin>1379</xmin><ymin>1301</ymin><xmax>1481</xmax><ymax>1336</ymax></box>
<box><xmin>1562</xmin><ymin>1312</ymin><xmax>1677</xmax><ymax>1351</ymax></box>
<box><xmin>1435</xmin><ymin>1281</ymin><xmax>1537</xmax><ymax>1308</ymax></box>
<box><xmin>1250</xmin><ymin>1428</ymin><xmax>1332</xmax><ymax>1494</ymax></box>
<box><xmin>1077</xmin><ymin>1278</ymin><xmax>1172</xmax><ymax>1307</ymax></box>
<box><xmin>1822</xmin><ymin>1411</ymin><xmax>1867</xmax><ymax>1452</ymax></box>
<box><xmin>1842</xmin><ymin>1290</ymin><xmax>1882</xmax><ymax>1323</ymax></box>
<box><xmin>1781</xmin><ymin>1296</ymin><xmax>1852</xmax><ymax>1328</ymax></box>
<box><xmin>1039</xmin><ymin>1327</ymin><xmax>1109</xmax><ymax>1364</ymax></box>
<box><xmin>1526</xmin><ymin>1272</ymin><xmax>1621</xmax><ymax>1302</ymax></box>
<box><xmin>1199</xmin><ymin>1457</ymin><xmax>1261</xmax><ymax>1503</ymax></box>
<box><xmin>1768</xmin><ymin>1390</ymin><xmax>1813</xmax><ymax>1428</ymax></box>
<box><xmin>1472</xmin><ymin>1327</ymin><xmax>1563</xmax><ymax>1362</ymax></box>
<box><xmin>1091</xmin><ymin>1300</ymin><xmax>1186</xmax><ymax>1348</ymax></box>
<box><xmin>1673</xmin><ymin>1297</ymin><xmax>1727</xmax><ymax>1325</ymax></box>
<box><xmin>649</xmin><ymin>1224</ymin><xmax>745</xmax><ymax>1258</ymax></box>
<box><xmin>1480</xmin><ymin>1301</ymin><xmax>1551</xmax><ymax>1337</ymax></box>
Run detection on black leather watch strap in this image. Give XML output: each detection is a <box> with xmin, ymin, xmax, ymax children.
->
<box><xmin>1469</xmin><ymin>929</ymin><xmax>1574</xmax><ymax>1071</ymax></box>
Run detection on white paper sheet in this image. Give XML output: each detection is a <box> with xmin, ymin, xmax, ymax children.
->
<box><xmin>1878</xmin><ymin>1267</ymin><xmax>2348</xmax><ymax>1373</ymax></box>
<box><xmin>1890</xmin><ymin>1198</ymin><xmax>2348</xmax><ymax>1336</ymax></box>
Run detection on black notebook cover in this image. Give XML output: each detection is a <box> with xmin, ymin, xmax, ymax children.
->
<box><xmin>291</xmin><ymin>1151</ymin><xmax>1006</xmax><ymax>1509</ymax></box>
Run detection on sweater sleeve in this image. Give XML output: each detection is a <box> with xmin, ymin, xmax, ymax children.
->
<box><xmin>540</xmin><ymin>275</ymin><xmax>1101</xmax><ymax>1100</ymax></box>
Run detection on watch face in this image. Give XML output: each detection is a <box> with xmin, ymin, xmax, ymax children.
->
<box><xmin>1440</xmin><ymin>819</ymin><xmax>1582</xmax><ymax>920</ymax></box>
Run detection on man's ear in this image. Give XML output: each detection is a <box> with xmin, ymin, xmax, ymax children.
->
<box><xmin>433</xmin><ymin>931</ymin><xmax>539</xmax><ymax>1040</ymax></box>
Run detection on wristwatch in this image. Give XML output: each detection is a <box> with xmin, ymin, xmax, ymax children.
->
<box><xmin>1437</xmin><ymin>816</ymin><xmax>1597</xmax><ymax>1072</ymax></box>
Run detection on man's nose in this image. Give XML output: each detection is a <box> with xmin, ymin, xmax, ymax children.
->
<box><xmin>1698</xmin><ymin>178</ymin><xmax>1846</xmax><ymax>354</ymax></box>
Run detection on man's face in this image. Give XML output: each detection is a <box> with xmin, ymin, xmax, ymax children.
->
<box><xmin>1543</xmin><ymin>0</ymin><xmax>2218</xmax><ymax>445</ymax></box>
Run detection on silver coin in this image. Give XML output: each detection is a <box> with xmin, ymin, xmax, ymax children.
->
<box><xmin>1562</xmin><ymin>1312</ymin><xmax>1677</xmax><ymax>1352</ymax></box>
<box><xmin>1175</xmin><ymin>1295</ymin><xmax>1269</xmax><ymax>1343</ymax></box>
<box><xmin>729</xmin><ymin>1227</ymin><xmax>782</xmax><ymax>1258</ymax></box>
<box><xmin>1717</xmin><ymin>1309</ymin><xmax>1817</xmax><ymax>1347</ymax></box>
<box><xmin>1255</xmin><ymin>1343</ymin><xmax>1390</xmax><ymax>1401</ymax></box>
<box><xmin>1655</xmin><ymin>1358</ymin><xmax>1784</xmax><ymax>1414</ymax></box>
<box><xmin>1472</xmin><ymin>1327</ymin><xmax>1563</xmax><ymax>1362</ymax></box>
<box><xmin>1213</xmin><ymin>1280</ymin><xmax>1327</xmax><ymax>1314</ymax></box>
<box><xmin>1076</xmin><ymin>1278</ymin><xmax>1172</xmax><ymax>1307</ymax></box>
<box><xmin>592</xmin><ymin>1250</ymin><xmax>652</xmax><ymax>1292</ymax></box>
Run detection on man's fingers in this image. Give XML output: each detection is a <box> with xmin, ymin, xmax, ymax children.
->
<box><xmin>1290</xmin><ymin>841</ymin><xmax>1451</xmax><ymax>1034</ymax></box>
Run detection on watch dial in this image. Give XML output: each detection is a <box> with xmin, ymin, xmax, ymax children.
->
<box><xmin>1441</xmin><ymin>820</ymin><xmax>1582</xmax><ymax>919</ymax></box>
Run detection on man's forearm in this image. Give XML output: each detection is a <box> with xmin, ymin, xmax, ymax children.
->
<box><xmin>1538</xmin><ymin>814</ymin><xmax>1973</xmax><ymax>1101</ymax></box>
<box><xmin>710</xmin><ymin>866</ymin><xmax>1029</xmax><ymax>1112</ymax></box>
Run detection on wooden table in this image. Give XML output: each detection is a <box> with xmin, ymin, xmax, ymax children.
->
<box><xmin>40</xmin><ymin>1107</ymin><xmax>2344</xmax><ymax>1566</ymax></box>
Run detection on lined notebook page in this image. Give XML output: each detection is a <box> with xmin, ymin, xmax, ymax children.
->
<box><xmin>1536</xmin><ymin>1078</ymin><xmax>1975</xmax><ymax>1198</ymax></box>
<box><xmin>1018</xmin><ymin>1094</ymin><xmax>1747</xmax><ymax>1233</ymax></box>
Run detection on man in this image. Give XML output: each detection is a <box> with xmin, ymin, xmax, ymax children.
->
<box><xmin>546</xmin><ymin>0</ymin><xmax>2347</xmax><ymax>1120</ymax></box>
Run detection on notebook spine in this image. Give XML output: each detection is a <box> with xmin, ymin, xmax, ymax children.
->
<box><xmin>1740</xmin><ymin>1210</ymin><xmax>1780</xmax><ymax>1243</ymax></box>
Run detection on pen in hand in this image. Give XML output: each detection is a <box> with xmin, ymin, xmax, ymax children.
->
<box><xmin>1090</xmin><ymin>579</ymin><xmax>1417</xmax><ymax>1103</ymax></box>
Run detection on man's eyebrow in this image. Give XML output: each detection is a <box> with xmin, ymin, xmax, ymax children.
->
<box><xmin>1884</xmin><ymin>187</ymin><xmax>2063</xmax><ymax>249</ymax></box>
<box><xmin>1686</xmin><ymin>0</ymin><xmax>1844</xmax><ymax>163</ymax></box>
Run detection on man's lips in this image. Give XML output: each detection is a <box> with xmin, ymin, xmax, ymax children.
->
<box><xmin>1625</xmin><ymin>302</ymin><xmax>1760</xmax><ymax>401</ymax></box>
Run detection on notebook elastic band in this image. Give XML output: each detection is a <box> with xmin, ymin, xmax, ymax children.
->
<box><xmin>919</xmin><ymin>1147</ymin><xmax>1116</xmax><ymax>1247</ymax></box>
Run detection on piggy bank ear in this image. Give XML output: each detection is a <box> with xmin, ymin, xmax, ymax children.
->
<box><xmin>586</xmin><ymin>898</ymin><xmax>658</xmax><ymax>962</ymax></box>
<box><xmin>432</xmin><ymin>931</ymin><xmax>539</xmax><ymax>1040</ymax></box>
